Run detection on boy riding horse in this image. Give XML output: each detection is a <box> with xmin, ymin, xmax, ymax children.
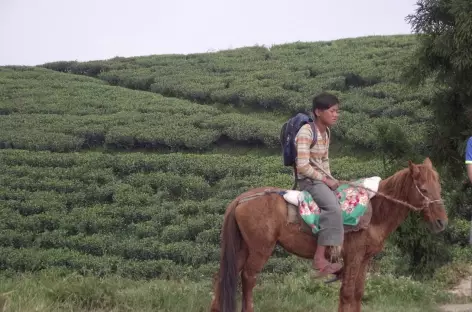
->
<box><xmin>294</xmin><ymin>92</ymin><xmax>343</xmax><ymax>276</ymax></box>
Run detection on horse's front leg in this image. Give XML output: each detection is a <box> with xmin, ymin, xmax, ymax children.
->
<box><xmin>352</xmin><ymin>257</ymin><xmax>371</xmax><ymax>312</ymax></box>
<box><xmin>338</xmin><ymin>235</ymin><xmax>366</xmax><ymax>312</ymax></box>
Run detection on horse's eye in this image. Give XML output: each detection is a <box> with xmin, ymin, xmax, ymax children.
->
<box><xmin>420</xmin><ymin>188</ymin><xmax>428</xmax><ymax>193</ymax></box>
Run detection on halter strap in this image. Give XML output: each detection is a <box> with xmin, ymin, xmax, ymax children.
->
<box><xmin>414</xmin><ymin>183</ymin><xmax>443</xmax><ymax>209</ymax></box>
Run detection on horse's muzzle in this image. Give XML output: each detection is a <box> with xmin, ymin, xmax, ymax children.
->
<box><xmin>432</xmin><ymin>219</ymin><xmax>448</xmax><ymax>233</ymax></box>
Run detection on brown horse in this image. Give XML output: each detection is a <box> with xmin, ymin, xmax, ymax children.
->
<box><xmin>210</xmin><ymin>158</ymin><xmax>448</xmax><ymax>312</ymax></box>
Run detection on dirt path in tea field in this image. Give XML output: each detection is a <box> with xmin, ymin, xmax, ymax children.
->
<box><xmin>440</xmin><ymin>274</ymin><xmax>472</xmax><ymax>312</ymax></box>
<box><xmin>440</xmin><ymin>304</ymin><xmax>472</xmax><ymax>312</ymax></box>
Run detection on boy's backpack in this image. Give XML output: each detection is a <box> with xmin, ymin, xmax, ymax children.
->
<box><xmin>280</xmin><ymin>113</ymin><xmax>318</xmax><ymax>189</ymax></box>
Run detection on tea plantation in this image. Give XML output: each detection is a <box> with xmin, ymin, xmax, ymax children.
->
<box><xmin>0</xmin><ymin>35</ymin><xmax>467</xmax><ymax>311</ymax></box>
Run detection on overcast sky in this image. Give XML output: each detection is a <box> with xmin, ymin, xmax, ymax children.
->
<box><xmin>0</xmin><ymin>0</ymin><xmax>418</xmax><ymax>66</ymax></box>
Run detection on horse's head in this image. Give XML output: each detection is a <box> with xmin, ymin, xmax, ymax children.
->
<box><xmin>408</xmin><ymin>157</ymin><xmax>448</xmax><ymax>233</ymax></box>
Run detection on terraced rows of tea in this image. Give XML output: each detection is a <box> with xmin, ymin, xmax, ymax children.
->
<box><xmin>0</xmin><ymin>34</ymin><xmax>435</xmax><ymax>281</ymax></box>
<box><xmin>0</xmin><ymin>68</ymin><xmax>283</xmax><ymax>153</ymax></box>
<box><xmin>40</xmin><ymin>35</ymin><xmax>434</xmax><ymax>152</ymax></box>
<box><xmin>0</xmin><ymin>149</ymin><xmax>384</xmax><ymax>280</ymax></box>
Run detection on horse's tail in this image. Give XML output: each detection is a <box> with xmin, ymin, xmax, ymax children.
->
<box><xmin>218</xmin><ymin>198</ymin><xmax>242</xmax><ymax>312</ymax></box>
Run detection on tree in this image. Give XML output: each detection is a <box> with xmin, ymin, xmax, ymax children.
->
<box><xmin>404</xmin><ymin>0</ymin><xmax>472</xmax><ymax>177</ymax></box>
<box><xmin>376</xmin><ymin>123</ymin><xmax>414</xmax><ymax>176</ymax></box>
<box><xmin>374</xmin><ymin>122</ymin><xmax>452</xmax><ymax>278</ymax></box>
<box><xmin>390</xmin><ymin>1</ymin><xmax>472</xmax><ymax>276</ymax></box>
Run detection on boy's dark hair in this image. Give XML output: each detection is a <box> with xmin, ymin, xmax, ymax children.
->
<box><xmin>312</xmin><ymin>92</ymin><xmax>339</xmax><ymax>112</ymax></box>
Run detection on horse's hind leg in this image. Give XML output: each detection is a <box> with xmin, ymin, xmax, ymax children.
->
<box><xmin>241</xmin><ymin>249</ymin><xmax>274</xmax><ymax>312</ymax></box>
<box><xmin>237</xmin><ymin>195</ymin><xmax>282</xmax><ymax>312</ymax></box>
<box><xmin>210</xmin><ymin>243</ymin><xmax>249</xmax><ymax>312</ymax></box>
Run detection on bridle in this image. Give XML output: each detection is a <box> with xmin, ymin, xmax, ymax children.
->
<box><xmin>413</xmin><ymin>183</ymin><xmax>443</xmax><ymax>210</ymax></box>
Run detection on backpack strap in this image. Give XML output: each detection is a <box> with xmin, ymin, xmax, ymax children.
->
<box><xmin>292</xmin><ymin>164</ymin><xmax>298</xmax><ymax>190</ymax></box>
<box><xmin>292</xmin><ymin>121</ymin><xmax>318</xmax><ymax>190</ymax></box>
<box><xmin>308</xmin><ymin>121</ymin><xmax>317</xmax><ymax>148</ymax></box>
<box><xmin>310</xmin><ymin>122</ymin><xmax>330</xmax><ymax>145</ymax></box>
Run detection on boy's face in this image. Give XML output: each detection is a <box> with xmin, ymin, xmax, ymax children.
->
<box><xmin>315</xmin><ymin>104</ymin><xmax>339</xmax><ymax>127</ymax></box>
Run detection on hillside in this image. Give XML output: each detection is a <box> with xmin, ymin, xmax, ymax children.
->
<box><xmin>39</xmin><ymin>34</ymin><xmax>434</xmax><ymax>154</ymax></box>
<box><xmin>0</xmin><ymin>67</ymin><xmax>283</xmax><ymax>153</ymax></box>
<box><xmin>0</xmin><ymin>65</ymin><xmax>385</xmax><ymax>279</ymax></box>
<box><xmin>0</xmin><ymin>34</ymin><xmax>466</xmax><ymax>311</ymax></box>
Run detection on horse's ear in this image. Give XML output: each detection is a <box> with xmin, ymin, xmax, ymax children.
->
<box><xmin>408</xmin><ymin>160</ymin><xmax>420</xmax><ymax>179</ymax></box>
<box><xmin>423</xmin><ymin>157</ymin><xmax>433</xmax><ymax>168</ymax></box>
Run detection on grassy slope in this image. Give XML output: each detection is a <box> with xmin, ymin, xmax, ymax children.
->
<box><xmin>0</xmin><ymin>34</ymin><xmax>469</xmax><ymax>311</ymax></box>
<box><xmin>0</xmin><ymin>67</ymin><xmax>282</xmax><ymax>153</ymax></box>
<box><xmin>41</xmin><ymin>34</ymin><xmax>435</xmax><ymax>153</ymax></box>
<box><xmin>0</xmin><ymin>268</ymin><xmax>458</xmax><ymax>312</ymax></box>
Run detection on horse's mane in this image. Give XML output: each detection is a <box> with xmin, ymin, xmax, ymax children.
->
<box><xmin>380</xmin><ymin>167</ymin><xmax>411</xmax><ymax>199</ymax></box>
<box><xmin>370</xmin><ymin>164</ymin><xmax>438</xmax><ymax>224</ymax></box>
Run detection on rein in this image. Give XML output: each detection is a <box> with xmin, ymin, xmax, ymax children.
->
<box><xmin>236</xmin><ymin>182</ymin><xmax>439</xmax><ymax>213</ymax></box>
<box><xmin>237</xmin><ymin>165</ymin><xmax>443</xmax><ymax>212</ymax></box>
<box><xmin>307</xmin><ymin>161</ymin><xmax>443</xmax><ymax>212</ymax></box>
<box><xmin>342</xmin><ymin>181</ymin><xmax>439</xmax><ymax>212</ymax></box>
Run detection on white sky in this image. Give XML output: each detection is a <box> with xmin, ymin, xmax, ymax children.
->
<box><xmin>0</xmin><ymin>0</ymin><xmax>417</xmax><ymax>66</ymax></box>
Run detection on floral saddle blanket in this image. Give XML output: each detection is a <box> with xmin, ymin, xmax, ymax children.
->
<box><xmin>280</xmin><ymin>177</ymin><xmax>381</xmax><ymax>234</ymax></box>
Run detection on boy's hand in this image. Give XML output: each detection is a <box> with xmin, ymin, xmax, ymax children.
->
<box><xmin>325</xmin><ymin>178</ymin><xmax>340</xmax><ymax>191</ymax></box>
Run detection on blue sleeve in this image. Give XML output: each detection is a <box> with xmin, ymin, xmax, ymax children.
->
<box><xmin>466</xmin><ymin>137</ymin><xmax>472</xmax><ymax>164</ymax></box>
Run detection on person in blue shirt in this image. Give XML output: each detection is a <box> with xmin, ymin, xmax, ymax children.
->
<box><xmin>466</xmin><ymin>137</ymin><xmax>472</xmax><ymax>183</ymax></box>
<box><xmin>465</xmin><ymin>137</ymin><xmax>472</xmax><ymax>246</ymax></box>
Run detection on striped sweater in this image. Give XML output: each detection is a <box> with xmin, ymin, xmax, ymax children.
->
<box><xmin>294</xmin><ymin>123</ymin><xmax>331</xmax><ymax>181</ymax></box>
